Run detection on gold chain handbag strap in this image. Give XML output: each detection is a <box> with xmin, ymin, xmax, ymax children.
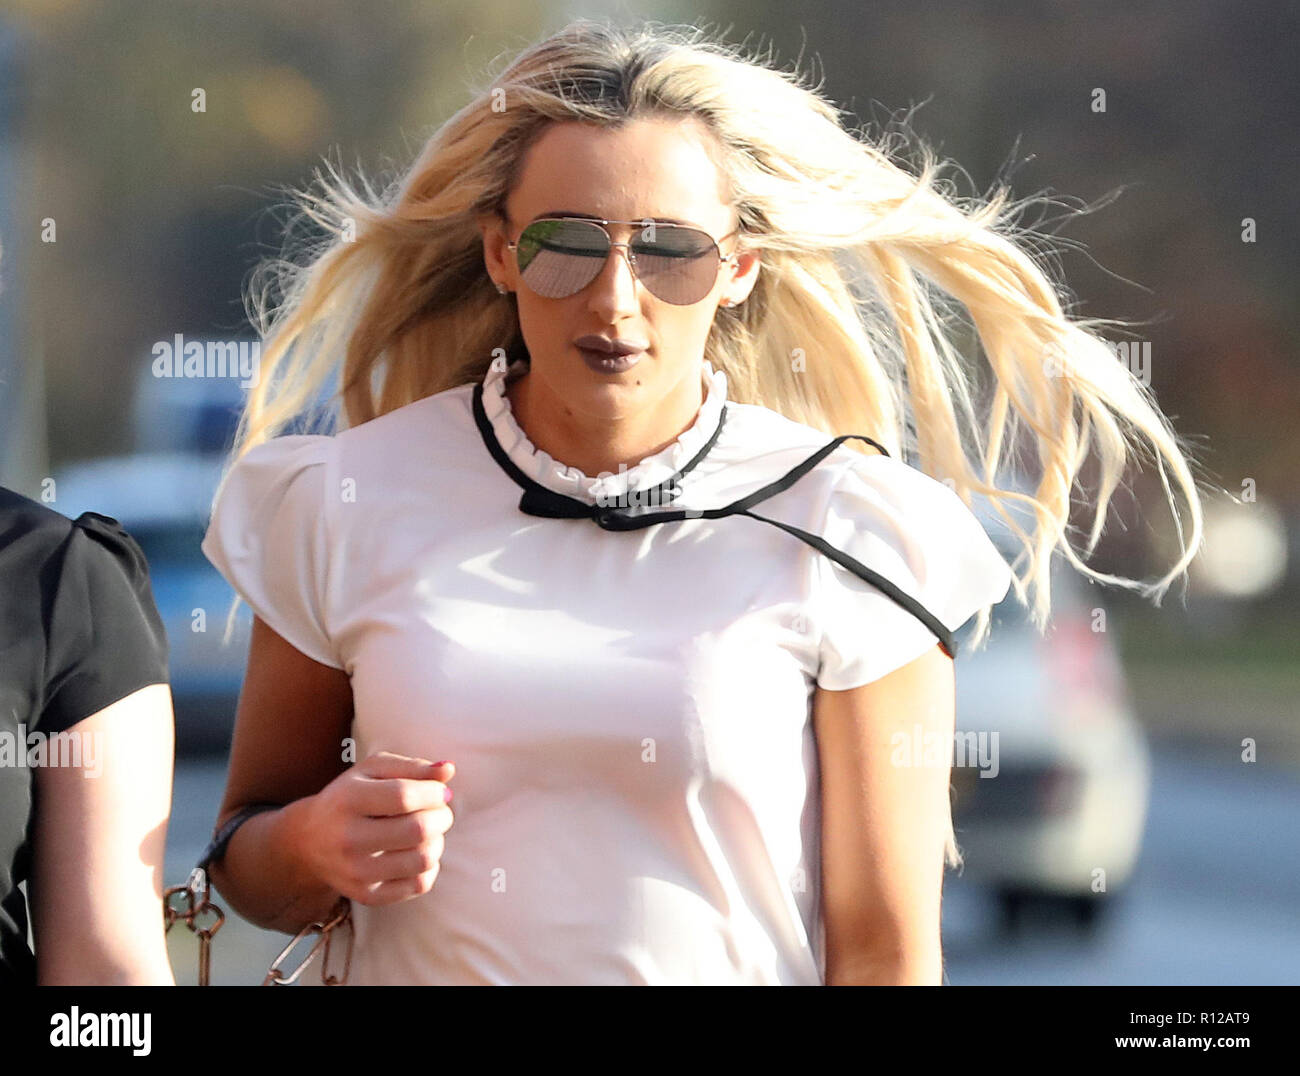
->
<box><xmin>163</xmin><ymin>803</ymin><xmax>353</xmax><ymax>985</ymax></box>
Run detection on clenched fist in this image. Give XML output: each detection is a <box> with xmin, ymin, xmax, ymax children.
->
<box><xmin>296</xmin><ymin>751</ymin><xmax>456</xmax><ymax>906</ymax></box>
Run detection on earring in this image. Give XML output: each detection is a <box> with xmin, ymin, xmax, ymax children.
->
<box><xmin>494</xmin><ymin>281</ymin><xmax>509</xmax><ymax>295</ymax></box>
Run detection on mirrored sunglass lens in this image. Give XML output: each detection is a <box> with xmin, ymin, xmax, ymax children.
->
<box><xmin>632</xmin><ymin>227</ymin><xmax>718</xmax><ymax>304</ymax></box>
<box><xmin>515</xmin><ymin>220</ymin><xmax>608</xmax><ymax>298</ymax></box>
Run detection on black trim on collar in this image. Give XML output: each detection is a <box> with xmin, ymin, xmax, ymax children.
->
<box><xmin>472</xmin><ymin>380</ymin><xmax>727</xmax><ymax>519</ymax></box>
<box><xmin>469</xmin><ymin>380</ymin><xmax>958</xmax><ymax>659</ymax></box>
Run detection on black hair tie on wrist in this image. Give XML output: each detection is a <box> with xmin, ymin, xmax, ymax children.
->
<box><xmin>199</xmin><ymin>802</ymin><xmax>284</xmax><ymax>871</ymax></box>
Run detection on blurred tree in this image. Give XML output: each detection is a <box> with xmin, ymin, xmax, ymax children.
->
<box><xmin>9</xmin><ymin>0</ymin><xmax>554</xmax><ymax>461</ymax></box>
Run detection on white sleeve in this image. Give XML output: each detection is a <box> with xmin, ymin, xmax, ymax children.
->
<box><xmin>814</xmin><ymin>454</ymin><xmax>1013</xmax><ymax>691</ymax></box>
<box><xmin>200</xmin><ymin>434</ymin><xmax>342</xmax><ymax>669</ymax></box>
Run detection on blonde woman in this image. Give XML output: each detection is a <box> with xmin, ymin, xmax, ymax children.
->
<box><xmin>200</xmin><ymin>19</ymin><xmax>1206</xmax><ymax>985</ymax></box>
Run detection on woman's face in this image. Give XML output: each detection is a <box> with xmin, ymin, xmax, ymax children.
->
<box><xmin>479</xmin><ymin>116</ymin><xmax>760</xmax><ymax>425</ymax></box>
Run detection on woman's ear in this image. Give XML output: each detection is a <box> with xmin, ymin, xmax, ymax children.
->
<box><xmin>476</xmin><ymin>212</ymin><xmax>511</xmax><ymax>288</ymax></box>
<box><xmin>726</xmin><ymin>245</ymin><xmax>761</xmax><ymax>306</ymax></box>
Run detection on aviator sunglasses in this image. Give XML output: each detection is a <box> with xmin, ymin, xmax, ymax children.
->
<box><xmin>504</xmin><ymin>215</ymin><xmax>742</xmax><ymax>306</ymax></box>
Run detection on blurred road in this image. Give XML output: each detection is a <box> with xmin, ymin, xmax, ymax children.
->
<box><xmin>164</xmin><ymin>743</ymin><xmax>1300</xmax><ymax>986</ymax></box>
<box><xmin>942</xmin><ymin>744</ymin><xmax>1300</xmax><ymax>985</ymax></box>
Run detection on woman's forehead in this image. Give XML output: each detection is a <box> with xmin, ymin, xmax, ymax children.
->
<box><xmin>507</xmin><ymin>118</ymin><xmax>733</xmax><ymax>226</ymax></box>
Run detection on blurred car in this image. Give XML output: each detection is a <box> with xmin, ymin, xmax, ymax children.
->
<box><xmin>948</xmin><ymin>505</ymin><xmax>1152</xmax><ymax>930</ymax></box>
<box><xmin>132</xmin><ymin>339</ymin><xmax>251</xmax><ymax>455</ymax></box>
<box><xmin>51</xmin><ymin>451</ymin><xmax>251</xmax><ymax>755</ymax></box>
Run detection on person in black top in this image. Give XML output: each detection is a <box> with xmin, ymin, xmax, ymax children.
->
<box><xmin>0</xmin><ymin>486</ymin><xmax>175</xmax><ymax>984</ymax></box>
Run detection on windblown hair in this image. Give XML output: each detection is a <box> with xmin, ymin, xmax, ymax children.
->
<box><xmin>225</xmin><ymin>18</ymin><xmax>1209</xmax><ymax>869</ymax></box>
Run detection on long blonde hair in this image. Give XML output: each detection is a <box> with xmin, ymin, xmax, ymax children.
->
<box><xmin>226</xmin><ymin>17</ymin><xmax>1211</xmax><ymax>868</ymax></box>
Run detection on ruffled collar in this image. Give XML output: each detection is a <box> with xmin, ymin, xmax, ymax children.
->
<box><xmin>478</xmin><ymin>357</ymin><xmax>729</xmax><ymax>505</ymax></box>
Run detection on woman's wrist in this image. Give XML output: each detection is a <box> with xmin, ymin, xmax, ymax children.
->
<box><xmin>267</xmin><ymin>795</ymin><xmax>343</xmax><ymax>926</ymax></box>
<box><xmin>210</xmin><ymin>795</ymin><xmax>340</xmax><ymax>933</ymax></box>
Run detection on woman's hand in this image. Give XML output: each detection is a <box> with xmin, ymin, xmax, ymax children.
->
<box><xmin>292</xmin><ymin>752</ymin><xmax>456</xmax><ymax>906</ymax></box>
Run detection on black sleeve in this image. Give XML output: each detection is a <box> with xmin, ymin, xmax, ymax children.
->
<box><xmin>38</xmin><ymin>511</ymin><xmax>171</xmax><ymax>734</ymax></box>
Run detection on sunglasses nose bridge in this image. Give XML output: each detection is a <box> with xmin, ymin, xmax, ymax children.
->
<box><xmin>589</xmin><ymin>239</ymin><xmax>643</xmax><ymax>299</ymax></box>
<box><xmin>605</xmin><ymin>240</ymin><xmax>636</xmax><ymax>268</ymax></box>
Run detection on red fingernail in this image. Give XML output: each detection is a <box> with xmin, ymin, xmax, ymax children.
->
<box><xmin>443</xmin><ymin>786</ymin><xmax>454</xmax><ymax>803</ymax></box>
<box><xmin>433</xmin><ymin>760</ymin><xmax>453</xmax><ymax>767</ymax></box>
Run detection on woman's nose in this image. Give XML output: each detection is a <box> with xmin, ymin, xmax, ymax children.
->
<box><xmin>586</xmin><ymin>241</ymin><xmax>642</xmax><ymax>314</ymax></box>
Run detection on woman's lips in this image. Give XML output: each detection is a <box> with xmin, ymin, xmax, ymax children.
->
<box><xmin>576</xmin><ymin>345</ymin><xmax>645</xmax><ymax>373</ymax></box>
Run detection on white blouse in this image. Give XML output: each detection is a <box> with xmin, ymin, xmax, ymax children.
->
<box><xmin>201</xmin><ymin>355</ymin><xmax>1012</xmax><ymax>985</ymax></box>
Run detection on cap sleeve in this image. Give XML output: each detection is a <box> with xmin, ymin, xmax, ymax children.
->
<box><xmin>814</xmin><ymin>455</ymin><xmax>1013</xmax><ymax>691</ymax></box>
<box><xmin>40</xmin><ymin>512</ymin><xmax>171</xmax><ymax>734</ymax></box>
<box><xmin>200</xmin><ymin>435</ymin><xmax>342</xmax><ymax>669</ymax></box>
